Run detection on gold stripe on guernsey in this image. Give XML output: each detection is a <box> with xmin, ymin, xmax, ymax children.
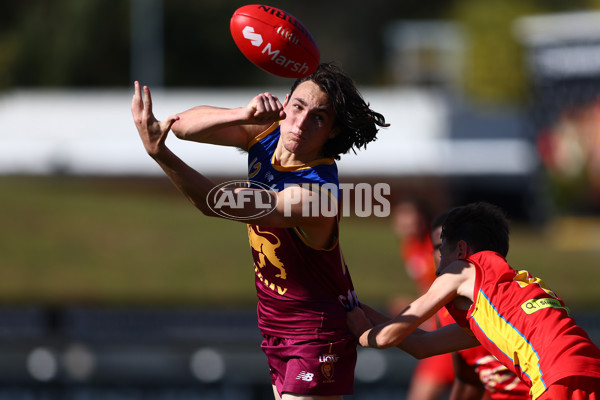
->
<box><xmin>271</xmin><ymin>155</ymin><xmax>335</xmax><ymax>171</ymax></box>
<box><xmin>471</xmin><ymin>289</ymin><xmax>546</xmax><ymax>399</ymax></box>
<box><xmin>247</xmin><ymin>121</ymin><xmax>280</xmax><ymax>149</ymax></box>
<box><xmin>246</xmin><ymin>121</ymin><xmax>335</xmax><ymax>170</ymax></box>
<box><xmin>513</xmin><ymin>270</ymin><xmax>558</xmax><ymax>298</ymax></box>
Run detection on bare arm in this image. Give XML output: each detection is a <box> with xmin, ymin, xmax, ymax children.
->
<box><xmin>347</xmin><ymin>304</ymin><xmax>479</xmax><ymax>359</ymax></box>
<box><xmin>131</xmin><ymin>83</ymin><xmax>335</xmax><ymax>247</ymax></box>
<box><xmin>131</xmin><ymin>82</ymin><xmax>225</xmax><ymax>215</ymax></box>
<box><xmin>359</xmin><ymin>303</ymin><xmax>393</xmax><ymax>326</ymax></box>
<box><xmin>170</xmin><ymin>92</ymin><xmax>286</xmax><ymax>150</ymax></box>
<box><xmin>398</xmin><ymin>323</ymin><xmax>480</xmax><ymax>359</ymax></box>
<box><xmin>359</xmin><ymin>273</ymin><xmax>460</xmax><ymax>349</ymax></box>
<box><xmin>449</xmin><ymin>352</ymin><xmax>485</xmax><ymax>400</ymax></box>
<box><xmin>348</xmin><ymin>262</ymin><xmax>476</xmax><ymax>349</ymax></box>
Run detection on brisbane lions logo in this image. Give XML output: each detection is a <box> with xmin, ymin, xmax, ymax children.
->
<box><xmin>248</xmin><ymin>225</ymin><xmax>287</xmax><ymax>279</ymax></box>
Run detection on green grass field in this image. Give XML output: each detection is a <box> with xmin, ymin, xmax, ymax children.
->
<box><xmin>1</xmin><ymin>176</ymin><xmax>599</xmax><ymax>310</ymax></box>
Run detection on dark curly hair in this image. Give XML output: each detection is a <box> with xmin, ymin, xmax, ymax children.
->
<box><xmin>289</xmin><ymin>62</ymin><xmax>389</xmax><ymax>160</ymax></box>
<box><xmin>441</xmin><ymin>202</ymin><xmax>510</xmax><ymax>258</ymax></box>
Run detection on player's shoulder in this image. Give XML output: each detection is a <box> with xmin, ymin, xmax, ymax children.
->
<box><xmin>434</xmin><ymin>260</ymin><xmax>474</xmax><ymax>291</ymax></box>
<box><xmin>247</xmin><ymin>122</ymin><xmax>280</xmax><ymax>150</ymax></box>
<box><xmin>439</xmin><ymin>259</ymin><xmax>472</xmax><ymax>276</ymax></box>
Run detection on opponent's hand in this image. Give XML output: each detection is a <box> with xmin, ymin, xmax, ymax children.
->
<box><xmin>242</xmin><ymin>92</ymin><xmax>286</xmax><ymax>125</ymax></box>
<box><xmin>346</xmin><ymin>307</ymin><xmax>373</xmax><ymax>342</ymax></box>
<box><xmin>131</xmin><ymin>81</ymin><xmax>179</xmax><ymax>157</ymax></box>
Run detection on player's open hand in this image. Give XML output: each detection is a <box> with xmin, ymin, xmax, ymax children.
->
<box><xmin>131</xmin><ymin>81</ymin><xmax>179</xmax><ymax>157</ymax></box>
<box><xmin>243</xmin><ymin>92</ymin><xmax>286</xmax><ymax>125</ymax></box>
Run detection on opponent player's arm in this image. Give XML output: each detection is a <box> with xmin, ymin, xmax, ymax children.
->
<box><xmin>170</xmin><ymin>92</ymin><xmax>286</xmax><ymax>150</ymax></box>
<box><xmin>448</xmin><ymin>352</ymin><xmax>485</xmax><ymax>400</ymax></box>
<box><xmin>398</xmin><ymin>323</ymin><xmax>479</xmax><ymax>359</ymax></box>
<box><xmin>356</xmin><ymin>303</ymin><xmax>453</xmax><ymax>356</ymax></box>
<box><xmin>349</xmin><ymin>268</ymin><xmax>475</xmax><ymax>349</ymax></box>
<box><xmin>357</xmin><ymin>274</ymin><xmax>458</xmax><ymax>349</ymax></box>
<box><xmin>359</xmin><ymin>303</ymin><xmax>392</xmax><ymax>325</ymax></box>
<box><xmin>347</xmin><ymin>303</ymin><xmax>479</xmax><ymax>359</ymax></box>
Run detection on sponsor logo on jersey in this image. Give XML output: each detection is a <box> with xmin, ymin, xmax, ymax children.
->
<box><xmin>521</xmin><ymin>297</ymin><xmax>570</xmax><ymax>315</ymax></box>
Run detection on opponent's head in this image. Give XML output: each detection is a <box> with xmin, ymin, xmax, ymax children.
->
<box><xmin>288</xmin><ymin>63</ymin><xmax>389</xmax><ymax>160</ymax></box>
<box><xmin>441</xmin><ymin>202</ymin><xmax>510</xmax><ymax>259</ymax></box>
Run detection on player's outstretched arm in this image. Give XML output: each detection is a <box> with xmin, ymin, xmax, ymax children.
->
<box><xmin>352</xmin><ymin>276</ymin><xmax>457</xmax><ymax>349</ymax></box>
<box><xmin>132</xmin><ymin>81</ymin><xmax>222</xmax><ymax>215</ymax></box>
<box><xmin>398</xmin><ymin>323</ymin><xmax>479</xmax><ymax>359</ymax></box>
<box><xmin>448</xmin><ymin>352</ymin><xmax>485</xmax><ymax>400</ymax></box>
<box><xmin>359</xmin><ymin>303</ymin><xmax>393</xmax><ymax>326</ymax></box>
<box><xmin>170</xmin><ymin>92</ymin><xmax>286</xmax><ymax>150</ymax></box>
<box><xmin>346</xmin><ymin>304</ymin><xmax>479</xmax><ymax>359</ymax></box>
<box><xmin>132</xmin><ymin>81</ymin><xmax>179</xmax><ymax>157</ymax></box>
<box><xmin>348</xmin><ymin>269</ymin><xmax>474</xmax><ymax>348</ymax></box>
<box><xmin>131</xmin><ymin>83</ymin><xmax>336</xmax><ymax>245</ymax></box>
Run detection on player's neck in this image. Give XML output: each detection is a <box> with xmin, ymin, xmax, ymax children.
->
<box><xmin>273</xmin><ymin>142</ymin><xmax>322</xmax><ymax>167</ymax></box>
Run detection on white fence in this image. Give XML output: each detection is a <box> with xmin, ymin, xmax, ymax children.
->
<box><xmin>0</xmin><ymin>88</ymin><xmax>537</xmax><ymax>177</ymax></box>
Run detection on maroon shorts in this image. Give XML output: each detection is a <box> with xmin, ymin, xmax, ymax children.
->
<box><xmin>261</xmin><ymin>335</ymin><xmax>357</xmax><ymax>397</ymax></box>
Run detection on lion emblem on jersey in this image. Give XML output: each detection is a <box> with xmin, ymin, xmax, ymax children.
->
<box><xmin>248</xmin><ymin>225</ymin><xmax>287</xmax><ymax>279</ymax></box>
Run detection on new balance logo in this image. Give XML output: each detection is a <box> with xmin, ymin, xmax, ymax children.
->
<box><xmin>296</xmin><ymin>371</ymin><xmax>314</xmax><ymax>382</ymax></box>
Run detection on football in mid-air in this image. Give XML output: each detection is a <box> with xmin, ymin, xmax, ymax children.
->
<box><xmin>230</xmin><ymin>4</ymin><xmax>320</xmax><ymax>78</ymax></box>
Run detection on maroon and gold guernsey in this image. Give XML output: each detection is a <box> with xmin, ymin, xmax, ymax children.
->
<box><xmin>246</xmin><ymin>123</ymin><xmax>357</xmax><ymax>340</ymax></box>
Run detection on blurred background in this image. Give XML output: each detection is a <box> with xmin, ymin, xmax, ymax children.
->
<box><xmin>1</xmin><ymin>0</ymin><xmax>600</xmax><ymax>398</ymax></box>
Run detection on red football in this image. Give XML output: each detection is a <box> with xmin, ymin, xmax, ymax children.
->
<box><xmin>230</xmin><ymin>4</ymin><xmax>320</xmax><ymax>78</ymax></box>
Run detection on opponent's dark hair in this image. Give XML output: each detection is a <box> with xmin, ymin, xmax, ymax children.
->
<box><xmin>290</xmin><ymin>62</ymin><xmax>389</xmax><ymax>160</ymax></box>
<box><xmin>431</xmin><ymin>210</ymin><xmax>450</xmax><ymax>232</ymax></box>
<box><xmin>441</xmin><ymin>202</ymin><xmax>510</xmax><ymax>257</ymax></box>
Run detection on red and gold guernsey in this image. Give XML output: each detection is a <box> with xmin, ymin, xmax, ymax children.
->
<box><xmin>246</xmin><ymin>122</ymin><xmax>357</xmax><ymax>340</ymax></box>
<box><xmin>447</xmin><ymin>251</ymin><xmax>600</xmax><ymax>400</ymax></box>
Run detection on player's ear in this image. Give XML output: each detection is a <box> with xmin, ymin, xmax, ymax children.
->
<box><xmin>456</xmin><ymin>240</ymin><xmax>469</xmax><ymax>258</ymax></box>
<box><xmin>283</xmin><ymin>93</ymin><xmax>290</xmax><ymax>106</ymax></box>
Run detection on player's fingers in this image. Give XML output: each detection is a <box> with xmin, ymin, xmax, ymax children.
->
<box><xmin>132</xmin><ymin>81</ymin><xmax>139</xmax><ymax>102</ymax></box>
<box><xmin>143</xmin><ymin>85</ymin><xmax>153</xmax><ymax>116</ymax></box>
<box><xmin>253</xmin><ymin>94</ymin><xmax>266</xmax><ymax>113</ymax></box>
<box><xmin>261</xmin><ymin>92</ymin><xmax>281</xmax><ymax>110</ymax></box>
<box><xmin>255</xmin><ymin>93</ymin><xmax>282</xmax><ymax>118</ymax></box>
<box><xmin>266</xmin><ymin>94</ymin><xmax>283</xmax><ymax>113</ymax></box>
<box><xmin>163</xmin><ymin>115</ymin><xmax>179</xmax><ymax>131</ymax></box>
<box><xmin>247</xmin><ymin>93</ymin><xmax>284</xmax><ymax>124</ymax></box>
<box><xmin>131</xmin><ymin>81</ymin><xmax>142</xmax><ymax>118</ymax></box>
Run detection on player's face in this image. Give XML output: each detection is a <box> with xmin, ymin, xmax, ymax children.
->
<box><xmin>430</xmin><ymin>226</ymin><xmax>442</xmax><ymax>269</ymax></box>
<box><xmin>280</xmin><ymin>81</ymin><xmax>337</xmax><ymax>160</ymax></box>
<box><xmin>437</xmin><ymin>237</ymin><xmax>459</xmax><ymax>276</ymax></box>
